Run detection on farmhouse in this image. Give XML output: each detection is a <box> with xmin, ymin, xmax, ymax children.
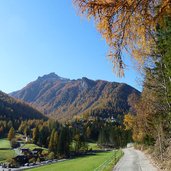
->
<box><xmin>13</xmin><ymin>155</ymin><xmax>28</xmax><ymax>165</ymax></box>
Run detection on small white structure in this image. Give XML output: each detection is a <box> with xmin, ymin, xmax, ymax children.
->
<box><xmin>25</xmin><ymin>136</ymin><xmax>30</xmax><ymax>142</ymax></box>
<box><xmin>127</xmin><ymin>143</ymin><xmax>134</xmax><ymax>148</ymax></box>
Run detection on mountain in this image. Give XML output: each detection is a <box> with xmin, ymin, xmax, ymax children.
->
<box><xmin>0</xmin><ymin>91</ymin><xmax>47</xmax><ymax>120</ymax></box>
<box><xmin>10</xmin><ymin>73</ymin><xmax>140</xmax><ymax>121</ymax></box>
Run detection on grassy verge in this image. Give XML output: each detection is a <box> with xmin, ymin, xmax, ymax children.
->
<box><xmin>100</xmin><ymin>150</ymin><xmax>123</xmax><ymax>171</ymax></box>
<box><xmin>28</xmin><ymin>150</ymin><xmax>123</xmax><ymax>171</ymax></box>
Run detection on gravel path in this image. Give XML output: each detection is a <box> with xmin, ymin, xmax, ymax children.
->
<box><xmin>113</xmin><ymin>148</ymin><xmax>159</xmax><ymax>171</ymax></box>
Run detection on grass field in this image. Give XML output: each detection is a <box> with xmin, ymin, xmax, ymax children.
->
<box><xmin>0</xmin><ymin>139</ymin><xmax>11</xmax><ymax>149</ymax></box>
<box><xmin>29</xmin><ymin>150</ymin><xmax>123</xmax><ymax>171</ymax></box>
<box><xmin>0</xmin><ymin>139</ymin><xmax>16</xmax><ymax>162</ymax></box>
<box><xmin>0</xmin><ymin>149</ymin><xmax>16</xmax><ymax>161</ymax></box>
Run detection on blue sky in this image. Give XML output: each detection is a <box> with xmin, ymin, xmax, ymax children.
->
<box><xmin>0</xmin><ymin>0</ymin><xmax>141</xmax><ymax>93</ymax></box>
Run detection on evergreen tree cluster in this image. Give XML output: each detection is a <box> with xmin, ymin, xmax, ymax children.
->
<box><xmin>1</xmin><ymin>117</ymin><xmax>131</xmax><ymax>158</ymax></box>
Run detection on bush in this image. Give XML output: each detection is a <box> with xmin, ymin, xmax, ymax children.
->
<box><xmin>48</xmin><ymin>152</ymin><xmax>55</xmax><ymax>160</ymax></box>
<box><xmin>29</xmin><ymin>158</ymin><xmax>36</xmax><ymax>163</ymax></box>
<box><xmin>42</xmin><ymin>150</ymin><xmax>49</xmax><ymax>157</ymax></box>
<box><xmin>7</xmin><ymin>158</ymin><xmax>19</xmax><ymax>168</ymax></box>
<box><xmin>10</xmin><ymin>139</ymin><xmax>20</xmax><ymax>148</ymax></box>
<box><xmin>36</xmin><ymin>158</ymin><xmax>41</xmax><ymax>163</ymax></box>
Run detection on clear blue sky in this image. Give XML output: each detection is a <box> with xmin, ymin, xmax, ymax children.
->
<box><xmin>0</xmin><ymin>0</ymin><xmax>141</xmax><ymax>93</ymax></box>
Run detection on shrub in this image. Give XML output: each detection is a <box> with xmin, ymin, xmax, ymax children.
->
<box><xmin>29</xmin><ymin>158</ymin><xmax>36</xmax><ymax>163</ymax></box>
<box><xmin>10</xmin><ymin>139</ymin><xmax>20</xmax><ymax>148</ymax></box>
<box><xmin>7</xmin><ymin>158</ymin><xmax>19</xmax><ymax>168</ymax></box>
<box><xmin>48</xmin><ymin>152</ymin><xmax>55</xmax><ymax>160</ymax></box>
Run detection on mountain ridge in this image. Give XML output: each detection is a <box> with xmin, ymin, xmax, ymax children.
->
<box><xmin>0</xmin><ymin>91</ymin><xmax>47</xmax><ymax>120</ymax></box>
<box><xmin>10</xmin><ymin>73</ymin><xmax>140</xmax><ymax>121</ymax></box>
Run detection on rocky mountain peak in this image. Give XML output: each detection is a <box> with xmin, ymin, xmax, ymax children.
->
<box><xmin>37</xmin><ymin>72</ymin><xmax>69</xmax><ymax>82</ymax></box>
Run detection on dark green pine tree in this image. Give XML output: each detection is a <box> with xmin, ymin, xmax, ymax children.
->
<box><xmin>32</xmin><ymin>127</ymin><xmax>39</xmax><ymax>144</ymax></box>
<box><xmin>57</xmin><ymin>126</ymin><xmax>71</xmax><ymax>157</ymax></box>
<box><xmin>39</xmin><ymin>125</ymin><xmax>49</xmax><ymax>147</ymax></box>
<box><xmin>98</xmin><ymin>129</ymin><xmax>105</xmax><ymax>145</ymax></box>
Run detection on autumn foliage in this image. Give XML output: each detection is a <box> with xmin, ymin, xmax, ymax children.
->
<box><xmin>74</xmin><ymin>0</ymin><xmax>171</xmax><ymax>75</ymax></box>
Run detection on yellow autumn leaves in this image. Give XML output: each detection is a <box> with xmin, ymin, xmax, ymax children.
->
<box><xmin>74</xmin><ymin>0</ymin><xmax>171</xmax><ymax>75</ymax></box>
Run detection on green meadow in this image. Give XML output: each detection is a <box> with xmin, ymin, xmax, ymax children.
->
<box><xmin>29</xmin><ymin>150</ymin><xmax>123</xmax><ymax>171</ymax></box>
<box><xmin>0</xmin><ymin>139</ymin><xmax>16</xmax><ymax>162</ymax></box>
<box><xmin>0</xmin><ymin>139</ymin><xmax>11</xmax><ymax>149</ymax></box>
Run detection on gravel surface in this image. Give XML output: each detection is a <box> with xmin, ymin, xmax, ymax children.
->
<box><xmin>113</xmin><ymin>148</ymin><xmax>159</xmax><ymax>171</ymax></box>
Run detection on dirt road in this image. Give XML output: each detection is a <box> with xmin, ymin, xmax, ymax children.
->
<box><xmin>113</xmin><ymin>148</ymin><xmax>159</xmax><ymax>171</ymax></box>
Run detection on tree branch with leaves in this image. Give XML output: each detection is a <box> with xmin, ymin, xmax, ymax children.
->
<box><xmin>74</xmin><ymin>0</ymin><xmax>171</xmax><ymax>76</ymax></box>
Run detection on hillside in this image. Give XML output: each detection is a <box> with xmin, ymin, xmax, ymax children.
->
<box><xmin>0</xmin><ymin>91</ymin><xmax>47</xmax><ymax>120</ymax></box>
<box><xmin>10</xmin><ymin>73</ymin><xmax>140</xmax><ymax>121</ymax></box>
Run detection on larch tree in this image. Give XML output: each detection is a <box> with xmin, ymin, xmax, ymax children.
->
<box><xmin>53</xmin><ymin>131</ymin><xmax>58</xmax><ymax>153</ymax></box>
<box><xmin>48</xmin><ymin>129</ymin><xmax>55</xmax><ymax>152</ymax></box>
<box><xmin>123</xmin><ymin>113</ymin><xmax>135</xmax><ymax>131</ymax></box>
<box><xmin>8</xmin><ymin>127</ymin><xmax>15</xmax><ymax>141</ymax></box>
<box><xmin>32</xmin><ymin>127</ymin><xmax>39</xmax><ymax>144</ymax></box>
<box><xmin>74</xmin><ymin>0</ymin><xmax>171</xmax><ymax>76</ymax></box>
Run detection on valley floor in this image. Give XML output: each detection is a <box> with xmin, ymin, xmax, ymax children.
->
<box><xmin>26</xmin><ymin>150</ymin><xmax>122</xmax><ymax>171</ymax></box>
